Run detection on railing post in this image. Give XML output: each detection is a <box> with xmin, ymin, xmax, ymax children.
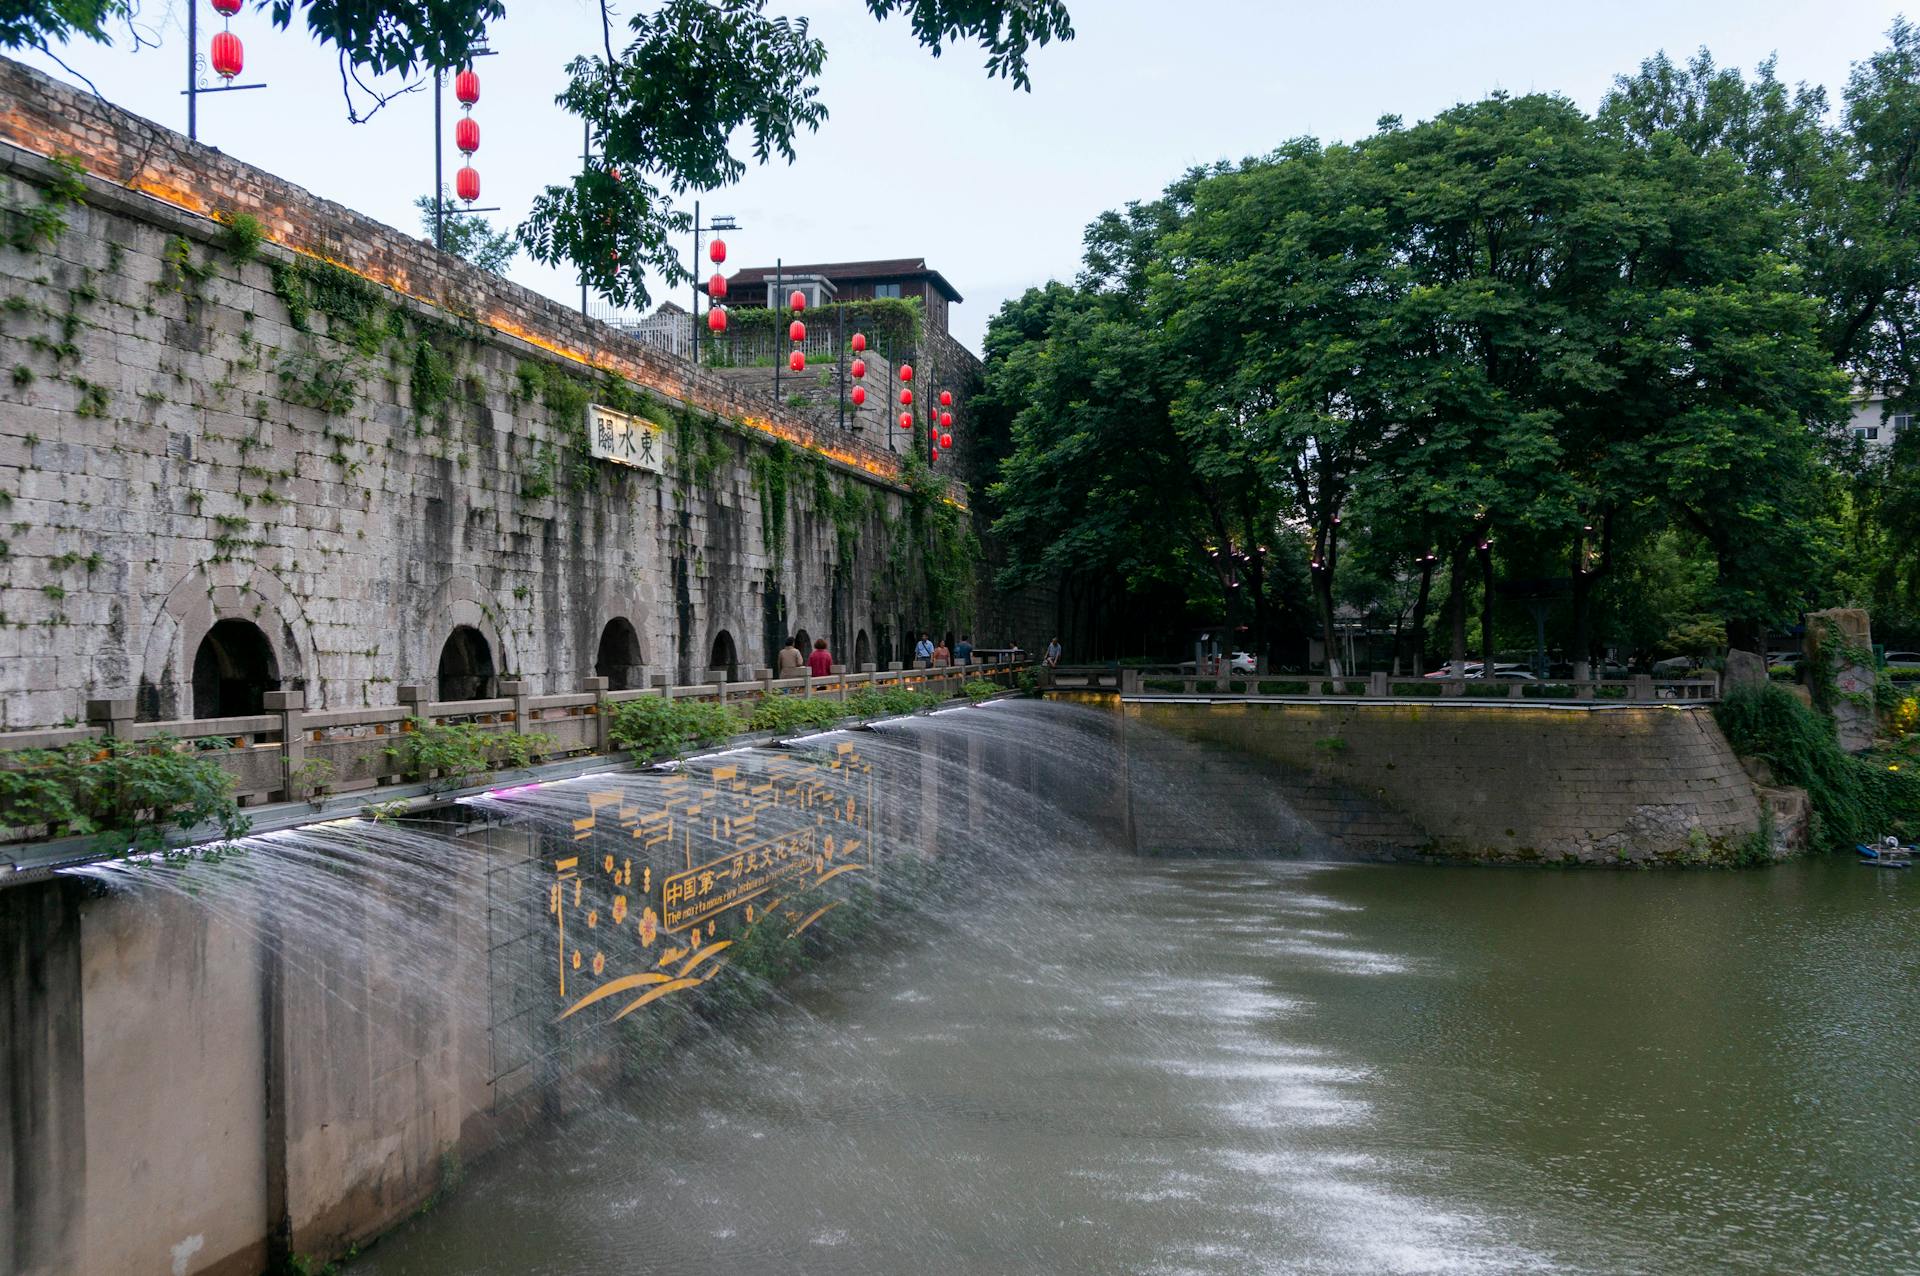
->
<box><xmin>264</xmin><ymin>690</ymin><xmax>306</xmax><ymax>800</ymax></box>
<box><xmin>1368</xmin><ymin>671</ymin><xmax>1388</xmax><ymax>698</ymax></box>
<box><xmin>583</xmin><ymin>675</ymin><xmax>611</xmax><ymax>753</ymax></box>
<box><xmin>1631</xmin><ymin>674</ymin><xmax>1655</xmax><ymax>702</ymax></box>
<box><xmin>803</xmin><ymin>667</ymin><xmax>815</xmax><ymax>699</ymax></box>
<box><xmin>85</xmin><ymin>698</ymin><xmax>135</xmax><ymax>740</ymax></box>
<box><xmin>397</xmin><ymin>684</ymin><xmax>429</xmax><ymax>716</ymax></box>
<box><xmin>1121</xmin><ymin>668</ymin><xmax>1141</xmax><ymax>694</ymax></box>
<box><xmin>500</xmin><ymin>681</ymin><xmax>532</xmax><ymax>761</ymax></box>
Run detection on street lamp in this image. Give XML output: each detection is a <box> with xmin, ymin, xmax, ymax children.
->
<box><xmin>691</xmin><ymin>205</ymin><xmax>741</xmax><ymax>365</ymax></box>
<box><xmin>184</xmin><ymin>0</ymin><xmax>266</xmax><ymax>142</ymax></box>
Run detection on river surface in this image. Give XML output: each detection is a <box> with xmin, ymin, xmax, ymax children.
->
<box><xmin>354</xmin><ymin>845</ymin><xmax>1920</xmax><ymax>1276</ymax></box>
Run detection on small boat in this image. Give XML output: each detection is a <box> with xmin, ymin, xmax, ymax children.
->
<box><xmin>1857</xmin><ymin>839</ymin><xmax>1914</xmax><ymax>868</ymax></box>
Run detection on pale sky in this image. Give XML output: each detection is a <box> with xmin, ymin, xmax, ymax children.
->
<box><xmin>12</xmin><ymin>0</ymin><xmax>1909</xmax><ymax>352</ymax></box>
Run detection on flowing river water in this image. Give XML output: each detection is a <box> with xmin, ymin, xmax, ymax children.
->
<box><xmin>343</xmin><ymin>705</ymin><xmax>1920</xmax><ymax>1276</ymax></box>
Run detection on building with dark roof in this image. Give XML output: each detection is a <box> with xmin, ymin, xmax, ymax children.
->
<box><xmin>724</xmin><ymin>258</ymin><xmax>964</xmax><ymax>340</ymax></box>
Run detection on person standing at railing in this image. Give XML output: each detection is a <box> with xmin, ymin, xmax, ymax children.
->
<box><xmin>915</xmin><ymin>633</ymin><xmax>934</xmax><ymax>667</ymax></box>
<box><xmin>777</xmin><ymin>637</ymin><xmax>805</xmax><ymax>677</ymax></box>
<box><xmin>955</xmin><ymin>634</ymin><xmax>973</xmax><ymax>665</ymax></box>
<box><xmin>932</xmin><ymin>638</ymin><xmax>952</xmax><ymax>668</ymax></box>
<box><xmin>807</xmin><ymin>638</ymin><xmax>834</xmax><ymax>678</ymax></box>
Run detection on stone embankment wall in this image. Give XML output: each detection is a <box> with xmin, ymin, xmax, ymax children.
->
<box><xmin>0</xmin><ymin>57</ymin><xmax>969</xmax><ymax>731</ymax></box>
<box><xmin>1119</xmin><ymin>700</ymin><xmax>1781</xmax><ymax>865</ymax></box>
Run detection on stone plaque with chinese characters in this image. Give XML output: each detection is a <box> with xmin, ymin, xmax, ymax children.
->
<box><xmin>586</xmin><ymin>402</ymin><xmax>667</xmax><ymax>474</ymax></box>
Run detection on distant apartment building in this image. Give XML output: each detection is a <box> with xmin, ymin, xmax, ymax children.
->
<box><xmin>723</xmin><ymin>258</ymin><xmax>965</xmax><ymax>343</ymax></box>
<box><xmin>1850</xmin><ymin>392</ymin><xmax>1914</xmax><ymax>448</ymax></box>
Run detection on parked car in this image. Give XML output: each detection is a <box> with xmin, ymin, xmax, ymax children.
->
<box><xmin>1229</xmin><ymin>651</ymin><xmax>1258</xmax><ymax>674</ymax></box>
<box><xmin>1885</xmin><ymin>651</ymin><xmax>1920</xmax><ymax>669</ymax></box>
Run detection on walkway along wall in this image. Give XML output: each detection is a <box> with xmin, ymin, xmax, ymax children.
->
<box><xmin>1109</xmin><ymin>699</ymin><xmax>1791</xmax><ymax>865</ymax></box>
<box><xmin>0</xmin><ymin>57</ymin><xmax>975</xmax><ymax>732</ymax></box>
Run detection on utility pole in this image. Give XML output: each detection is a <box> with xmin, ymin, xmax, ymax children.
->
<box><xmin>433</xmin><ymin>68</ymin><xmax>444</xmax><ymax>250</ymax></box>
<box><xmin>773</xmin><ymin>259</ymin><xmax>783</xmax><ymax>399</ymax></box>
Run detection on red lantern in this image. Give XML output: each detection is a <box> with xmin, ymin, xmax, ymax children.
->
<box><xmin>939</xmin><ymin>390</ymin><xmax>953</xmax><ymax>407</ymax></box>
<box><xmin>709</xmin><ymin>238</ymin><xmax>726</xmax><ymax>264</ymax></box>
<box><xmin>851</xmin><ymin>386</ymin><xmax>866</xmax><ymax>406</ymax></box>
<box><xmin>940</xmin><ymin>432</ymin><xmax>953</xmax><ymax>449</ymax></box>
<box><xmin>898</xmin><ymin>363</ymin><xmax>913</xmax><ymax>382</ymax></box>
<box><xmin>899</xmin><ymin>412</ymin><xmax>912</xmax><ymax>430</ymax></box>
<box><xmin>850</xmin><ymin>359</ymin><xmax>865</xmax><ymax>379</ymax></box>
<box><xmin>455</xmin><ymin>116</ymin><xmax>480</xmax><ymax>155</ymax></box>
<box><xmin>789</xmin><ymin>290</ymin><xmax>806</xmax><ymax>312</ymax></box>
<box><xmin>210</xmin><ymin>30</ymin><xmax>244</xmax><ymax>79</ymax></box>
<box><xmin>789</xmin><ymin>350</ymin><xmax>806</xmax><ymax>373</ymax></box>
<box><xmin>454</xmin><ymin>69</ymin><xmax>480</xmax><ymax>106</ymax></box>
<box><xmin>708</xmin><ymin>272</ymin><xmax>727</xmax><ymax>301</ymax></box>
<box><xmin>455</xmin><ymin>166</ymin><xmax>480</xmax><ymax>202</ymax></box>
<box><xmin>899</xmin><ymin>389</ymin><xmax>913</xmax><ymax>406</ymax></box>
<box><xmin>931</xmin><ymin>446</ymin><xmax>941</xmax><ymax>461</ymax></box>
<box><xmin>708</xmin><ymin>306</ymin><xmax>728</xmax><ymax>333</ymax></box>
<box><xmin>940</xmin><ymin>411</ymin><xmax>953</xmax><ymax>428</ymax></box>
<box><xmin>211</xmin><ymin>0</ymin><xmax>242</xmax><ymax>14</ymax></box>
<box><xmin>851</xmin><ymin>332</ymin><xmax>866</xmax><ymax>353</ymax></box>
<box><xmin>789</xmin><ymin>320</ymin><xmax>806</xmax><ymax>342</ymax></box>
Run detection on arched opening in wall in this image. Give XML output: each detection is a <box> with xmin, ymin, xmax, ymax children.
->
<box><xmin>708</xmin><ymin>630</ymin><xmax>739</xmax><ymax>683</ymax></box>
<box><xmin>191</xmin><ymin>619</ymin><xmax>279</xmax><ymax>718</ymax></box>
<box><xmin>854</xmin><ymin>629</ymin><xmax>872</xmax><ymax>671</ymax></box>
<box><xmin>595</xmin><ymin>618</ymin><xmax>645</xmax><ymax>691</ymax></box>
<box><xmin>438</xmin><ymin>626</ymin><xmax>496</xmax><ymax>702</ymax></box>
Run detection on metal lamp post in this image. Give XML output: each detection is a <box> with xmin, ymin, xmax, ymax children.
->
<box><xmin>691</xmin><ymin>204</ymin><xmax>740</xmax><ymax>364</ymax></box>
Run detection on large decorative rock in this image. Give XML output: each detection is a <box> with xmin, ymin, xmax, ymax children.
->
<box><xmin>1724</xmin><ymin>648</ymin><xmax>1768</xmax><ymax>690</ymax></box>
<box><xmin>1805</xmin><ymin>607</ymin><xmax>1877</xmax><ymax>753</ymax></box>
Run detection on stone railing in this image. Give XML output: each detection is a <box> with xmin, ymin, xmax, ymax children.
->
<box><xmin>1044</xmin><ymin>666</ymin><xmax>1719</xmax><ymax>703</ymax></box>
<box><xmin>0</xmin><ymin>661</ymin><xmax>1028</xmax><ymax>835</ymax></box>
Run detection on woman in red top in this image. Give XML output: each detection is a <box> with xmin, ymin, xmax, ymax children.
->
<box><xmin>806</xmin><ymin>638</ymin><xmax>834</xmax><ymax>678</ymax></box>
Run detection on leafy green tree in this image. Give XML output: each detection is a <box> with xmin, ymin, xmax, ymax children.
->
<box><xmin>414</xmin><ymin>191</ymin><xmax>516</xmax><ymax>274</ymax></box>
<box><xmin>1149</xmin><ymin>141</ymin><xmax>1395</xmax><ymax>678</ymax></box>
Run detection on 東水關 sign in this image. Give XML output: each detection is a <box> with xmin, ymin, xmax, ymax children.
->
<box><xmin>587</xmin><ymin>403</ymin><xmax>666</xmax><ymax>473</ymax></box>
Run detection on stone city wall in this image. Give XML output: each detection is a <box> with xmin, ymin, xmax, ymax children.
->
<box><xmin>0</xmin><ymin>57</ymin><xmax>972</xmax><ymax>730</ymax></box>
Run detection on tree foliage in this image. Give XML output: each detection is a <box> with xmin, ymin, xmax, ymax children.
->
<box><xmin>7</xmin><ymin>0</ymin><xmax>1072</xmax><ymax>307</ymax></box>
<box><xmin>413</xmin><ymin>191</ymin><xmax>515</xmax><ymax>274</ymax></box>
<box><xmin>981</xmin><ymin>28</ymin><xmax>1920</xmax><ymax>664</ymax></box>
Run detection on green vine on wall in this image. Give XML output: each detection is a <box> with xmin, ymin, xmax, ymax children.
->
<box><xmin>3</xmin><ymin>154</ymin><xmax>85</xmax><ymax>252</ymax></box>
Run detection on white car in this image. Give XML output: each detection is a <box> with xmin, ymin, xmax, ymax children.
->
<box><xmin>1229</xmin><ymin>652</ymin><xmax>1257</xmax><ymax>674</ymax></box>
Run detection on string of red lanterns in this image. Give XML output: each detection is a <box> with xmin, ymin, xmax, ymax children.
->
<box><xmin>707</xmin><ymin>236</ymin><xmax>728</xmax><ymax>333</ymax></box>
<box><xmin>453</xmin><ymin>67</ymin><xmax>481</xmax><ymax>203</ymax></box>
<box><xmin>850</xmin><ymin>331</ymin><xmax>867</xmax><ymax>408</ymax></box>
<box><xmin>788</xmin><ymin>289</ymin><xmax>806</xmax><ymax>373</ymax></box>
<box><xmin>209</xmin><ymin>0</ymin><xmax>245</xmax><ymax>80</ymax></box>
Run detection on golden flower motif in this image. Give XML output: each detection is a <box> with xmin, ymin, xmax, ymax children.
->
<box><xmin>639</xmin><ymin>906</ymin><xmax>658</xmax><ymax>947</ymax></box>
<box><xmin>612</xmin><ymin>895</ymin><xmax>628</xmax><ymax>924</ymax></box>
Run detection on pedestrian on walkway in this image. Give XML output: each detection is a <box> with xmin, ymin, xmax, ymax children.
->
<box><xmin>932</xmin><ymin>637</ymin><xmax>952</xmax><ymax>668</ymax></box>
<box><xmin>777</xmin><ymin>636</ymin><xmax>805</xmax><ymax>676</ymax></box>
<box><xmin>807</xmin><ymin>638</ymin><xmax>834</xmax><ymax>678</ymax></box>
<box><xmin>954</xmin><ymin>634</ymin><xmax>973</xmax><ymax>665</ymax></box>
<box><xmin>1045</xmin><ymin>636</ymin><xmax>1062</xmax><ymax>669</ymax></box>
<box><xmin>914</xmin><ymin>632</ymin><xmax>935</xmax><ymax>666</ymax></box>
